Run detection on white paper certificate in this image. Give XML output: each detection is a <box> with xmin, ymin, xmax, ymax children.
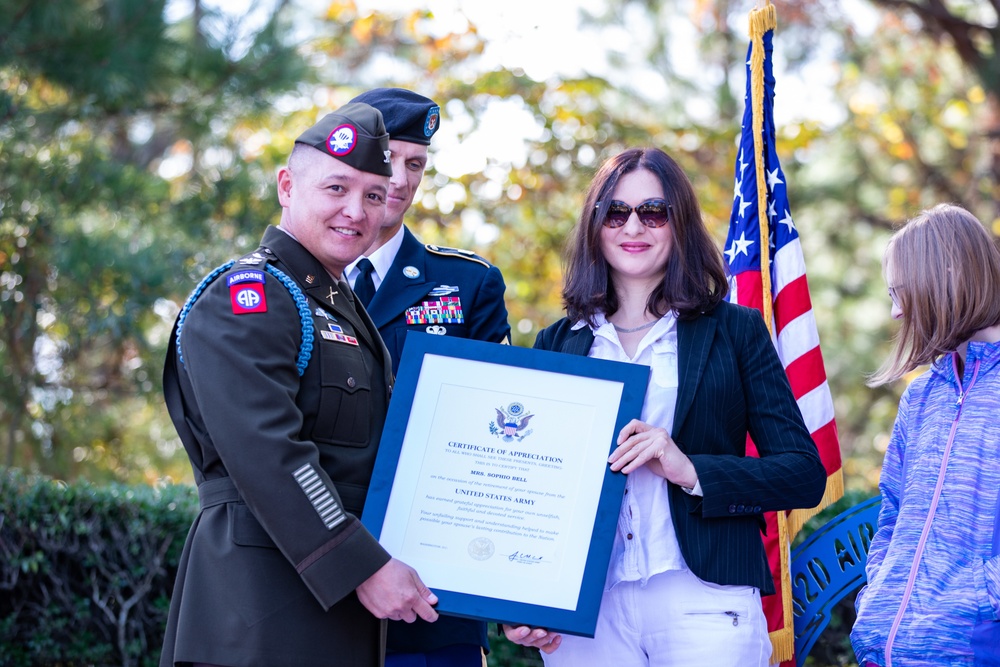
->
<box><xmin>378</xmin><ymin>353</ymin><xmax>624</xmax><ymax>610</ymax></box>
<box><xmin>362</xmin><ymin>333</ymin><xmax>649</xmax><ymax>635</ymax></box>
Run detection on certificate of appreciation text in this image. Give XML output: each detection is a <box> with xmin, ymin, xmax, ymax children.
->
<box><xmin>363</xmin><ymin>333</ymin><xmax>649</xmax><ymax>636</ymax></box>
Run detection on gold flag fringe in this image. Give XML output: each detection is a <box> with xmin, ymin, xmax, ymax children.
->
<box><xmin>748</xmin><ymin>2</ymin><xmax>844</xmax><ymax>662</ymax></box>
<box><xmin>749</xmin><ymin>2</ymin><xmax>776</xmax><ymax>332</ymax></box>
<box><xmin>768</xmin><ymin>509</ymin><xmax>795</xmax><ymax>664</ymax></box>
<box><xmin>748</xmin><ymin>3</ymin><xmax>847</xmax><ymax>662</ymax></box>
<box><xmin>787</xmin><ymin>468</ymin><xmax>845</xmax><ymax>539</ymax></box>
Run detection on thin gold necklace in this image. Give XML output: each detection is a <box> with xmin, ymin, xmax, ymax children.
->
<box><xmin>613</xmin><ymin>320</ymin><xmax>657</xmax><ymax>334</ymax></box>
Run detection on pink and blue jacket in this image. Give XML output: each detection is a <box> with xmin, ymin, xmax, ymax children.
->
<box><xmin>852</xmin><ymin>340</ymin><xmax>1000</xmax><ymax>666</ymax></box>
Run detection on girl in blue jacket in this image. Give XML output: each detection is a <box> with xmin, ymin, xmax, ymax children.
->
<box><xmin>851</xmin><ymin>203</ymin><xmax>1000</xmax><ymax>666</ymax></box>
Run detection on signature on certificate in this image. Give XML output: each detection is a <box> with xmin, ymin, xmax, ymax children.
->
<box><xmin>505</xmin><ymin>550</ymin><xmax>545</xmax><ymax>564</ymax></box>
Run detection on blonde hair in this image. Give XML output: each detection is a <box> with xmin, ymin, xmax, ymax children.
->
<box><xmin>869</xmin><ymin>203</ymin><xmax>1000</xmax><ymax>386</ymax></box>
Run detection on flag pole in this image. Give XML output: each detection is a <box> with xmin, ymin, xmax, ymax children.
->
<box><xmin>746</xmin><ymin>4</ymin><xmax>794</xmax><ymax>663</ymax></box>
<box><xmin>750</xmin><ymin>2</ymin><xmax>776</xmax><ymax>333</ymax></box>
<box><xmin>749</xmin><ymin>3</ymin><xmax>846</xmax><ymax>542</ymax></box>
<box><xmin>731</xmin><ymin>2</ymin><xmax>844</xmax><ymax>661</ymax></box>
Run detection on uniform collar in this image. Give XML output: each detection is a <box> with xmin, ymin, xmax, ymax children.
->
<box><xmin>261</xmin><ymin>226</ymin><xmax>378</xmax><ymax>351</ymax></box>
<box><xmin>362</xmin><ymin>227</ymin><xmax>437</xmax><ymax>327</ymax></box>
<box><xmin>344</xmin><ymin>224</ymin><xmax>406</xmax><ymax>289</ymax></box>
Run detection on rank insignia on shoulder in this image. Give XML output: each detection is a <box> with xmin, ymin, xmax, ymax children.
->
<box><xmin>227</xmin><ymin>270</ymin><xmax>267</xmax><ymax>314</ymax></box>
<box><xmin>428</xmin><ymin>284</ymin><xmax>459</xmax><ymax>297</ymax></box>
<box><xmin>321</xmin><ymin>330</ymin><xmax>358</xmax><ymax>346</ymax></box>
<box><xmin>425</xmin><ymin>244</ymin><xmax>490</xmax><ymax>268</ymax></box>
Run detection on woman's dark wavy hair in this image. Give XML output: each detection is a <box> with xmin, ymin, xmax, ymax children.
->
<box><xmin>563</xmin><ymin>147</ymin><xmax>729</xmax><ymax>325</ymax></box>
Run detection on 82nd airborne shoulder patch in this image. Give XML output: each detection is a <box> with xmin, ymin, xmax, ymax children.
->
<box><xmin>227</xmin><ymin>270</ymin><xmax>267</xmax><ymax>314</ymax></box>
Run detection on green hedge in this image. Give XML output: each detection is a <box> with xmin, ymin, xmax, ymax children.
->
<box><xmin>0</xmin><ymin>469</ymin><xmax>196</xmax><ymax>667</ymax></box>
<box><xmin>0</xmin><ymin>470</ymin><xmax>542</xmax><ymax>667</ymax></box>
<box><xmin>0</xmin><ymin>470</ymin><xmax>860</xmax><ymax>666</ymax></box>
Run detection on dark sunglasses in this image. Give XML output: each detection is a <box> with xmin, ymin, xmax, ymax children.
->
<box><xmin>598</xmin><ymin>199</ymin><xmax>672</xmax><ymax>228</ymax></box>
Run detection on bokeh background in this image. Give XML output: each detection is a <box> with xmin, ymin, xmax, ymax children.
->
<box><xmin>5</xmin><ymin>0</ymin><xmax>999</xmax><ymax>488</ymax></box>
<box><xmin>1</xmin><ymin>0</ymin><xmax>998</xmax><ymax>662</ymax></box>
<box><xmin>0</xmin><ymin>0</ymin><xmax>1000</xmax><ymax>666</ymax></box>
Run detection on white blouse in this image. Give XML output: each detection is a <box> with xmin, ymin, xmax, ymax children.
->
<box><xmin>579</xmin><ymin>312</ymin><xmax>690</xmax><ymax>588</ymax></box>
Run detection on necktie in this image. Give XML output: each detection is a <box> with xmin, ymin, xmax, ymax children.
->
<box><xmin>353</xmin><ymin>258</ymin><xmax>376</xmax><ymax>308</ymax></box>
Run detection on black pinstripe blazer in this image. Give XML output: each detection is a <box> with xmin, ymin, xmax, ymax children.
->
<box><xmin>533</xmin><ymin>300</ymin><xmax>827</xmax><ymax>594</ymax></box>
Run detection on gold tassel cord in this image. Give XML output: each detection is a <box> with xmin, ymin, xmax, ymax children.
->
<box><xmin>749</xmin><ymin>2</ymin><xmax>776</xmax><ymax>333</ymax></box>
<box><xmin>787</xmin><ymin>468</ymin><xmax>845</xmax><ymax>539</ymax></box>
<box><xmin>769</xmin><ymin>511</ymin><xmax>795</xmax><ymax>664</ymax></box>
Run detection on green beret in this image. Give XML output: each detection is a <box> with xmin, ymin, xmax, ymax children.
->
<box><xmin>294</xmin><ymin>102</ymin><xmax>392</xmax><ymax>177</ymax></box>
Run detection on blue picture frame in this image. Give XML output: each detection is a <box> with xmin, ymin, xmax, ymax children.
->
<box><xmin>362</xmin><ymin>332</ymin><xmax>649</xmax><ymax>637</ymax></box>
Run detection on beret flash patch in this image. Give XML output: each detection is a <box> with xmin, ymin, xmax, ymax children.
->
<box><xmin>424</xmin><ymin>106</ymin><xmax>440</xmax><ymax>137</ymax></box>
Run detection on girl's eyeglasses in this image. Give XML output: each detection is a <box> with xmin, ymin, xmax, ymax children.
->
<box><xmin>598</xmin><ymin>199</ymin><xmax>672</xmax><ymax>228</ymax></box>
<box><xmin>888</xmin><ymin>286</ymin><xmax>902</xmax><ymax>307</ymax></box>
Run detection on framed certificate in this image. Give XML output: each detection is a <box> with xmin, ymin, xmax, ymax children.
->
<box><xmin>361</xmin><ymin>332</ymin><xmax>650</xmax><ymax>637</ymax></box>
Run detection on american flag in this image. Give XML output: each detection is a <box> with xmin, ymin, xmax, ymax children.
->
<box><xmin>724</xmin><ymin>10</ymin><xmax>842</xmax><ymax>664</ymax></box>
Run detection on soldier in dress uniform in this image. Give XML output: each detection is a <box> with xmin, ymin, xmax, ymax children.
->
<box><xmin>343</xmin><ymin>88</ymin><xmax>512</xmax><ymax>666</ymax></box>
<box><xmin>345</xmin><ymin>88</ymin><xmax>511</xmax><ymax>375</ymax></box>
<box><xmin>159</xmin><ymin>102</ymin><xmax>438</xmax><ymax>667</ymax></box>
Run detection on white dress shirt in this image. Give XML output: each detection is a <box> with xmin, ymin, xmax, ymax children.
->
<box><xmin>579</xmin><ymin>312</ymin><xmax>692</xmax><ymax>589</ymax></box>
<box><xmin>344</xmin><ymin>224</ymin><xmax>406</xmax><ymax>293</ymax></box>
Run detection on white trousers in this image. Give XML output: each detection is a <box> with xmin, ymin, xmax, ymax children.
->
<box><xmin>543</xmin><ymin>568</ymin><xmax>771</xmax><ymax>667</ymax></box>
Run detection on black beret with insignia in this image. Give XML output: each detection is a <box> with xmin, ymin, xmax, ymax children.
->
<box><xmin>349</xmin><ymin>88</ymin><xmax>440</xmax><ymax>146</ymax></box>
<box><xmin>294</xmin><ymin>102</ymin><xmax>392</xmax><ymax>176</ymax></box>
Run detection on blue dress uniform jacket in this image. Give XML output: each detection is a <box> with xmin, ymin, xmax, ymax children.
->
<box><xmin>365</xmin><ymin>227</ymin><xmax>511</xmax><ymax>376</ymax></box>
<box><xmin>533</xmin><ymin>301</ymin><xmax>827</xmax><ymax>594</ymax></box>
<box><xmin>160</xmin><ymin>226</ymin><xmax>394</xmax><ymax>667</ymax></box>
<box><xmin>368</xmin><ymin>227</ymin><xmax>510</xmax><ymax>656</ymax></box>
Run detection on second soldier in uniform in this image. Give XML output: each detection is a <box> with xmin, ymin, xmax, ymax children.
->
<box><xmin>345</xmin><ymin>88</ymin><xmax>511</xmax><ymax>667</ymax></box>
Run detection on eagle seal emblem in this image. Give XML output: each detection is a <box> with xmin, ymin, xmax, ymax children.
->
<box><xmin>468</xmin><ymin>537</ymin><xmax>494</xmax><ymax>561</ymax></box>
<box><xmin>490</xmin><ymin>402</ymin><xmax>534</xmax><ymax>442</ymax></box>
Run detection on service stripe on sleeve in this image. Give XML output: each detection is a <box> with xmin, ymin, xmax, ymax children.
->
<box><xmin>293</xmin><ymin>464</ymin><xmax>345</xmax><ymax>530</ymax></box>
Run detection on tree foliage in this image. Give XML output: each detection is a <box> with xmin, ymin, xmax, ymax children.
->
<box><xmin>867</xmin><ymin>0</ymin><xmax>999</xmax><ymax>221</ymax></box>
<box><xmin>0</xmin><ymin>0</ymin><xmax>307</xmax><ymax>481</ymax></box>
<box><xmin>0</xmin><ymin>0</ymin><xmax>998</xmax><ymax>504</ymax></box>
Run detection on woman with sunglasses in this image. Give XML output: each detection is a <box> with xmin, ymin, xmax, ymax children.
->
<box><xmin>502</xmin><ymin>147</ymin><xmax>826</xmax><ymax>666</ymax></box>
<box><xmin>851</xmin><ymin>204</ymin><xmax>1000</xmax><ymax>667</ymax></box>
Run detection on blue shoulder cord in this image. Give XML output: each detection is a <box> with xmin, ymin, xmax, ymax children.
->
<box><xmin>264</xmin><ymin>264</ymin><xmax>314</xmax><ymax>376</ymax></box>
<box><xmin>175</xmin><ymin>261</ymin><xmax>315</xmax><ymax>376</ymax></box>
